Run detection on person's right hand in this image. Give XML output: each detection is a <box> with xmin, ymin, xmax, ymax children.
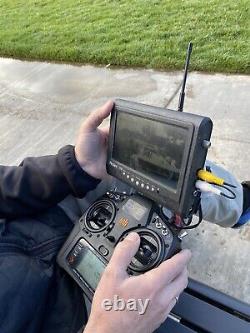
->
<box><xmin>84</xmin><ymin>232</ymin><xmax>191</xmax><ymax>333</ymax></box>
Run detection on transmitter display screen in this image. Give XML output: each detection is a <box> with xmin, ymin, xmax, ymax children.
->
<box><xmin>75</xmin><ymin>246</ymin><xmax>106</xmax><ymax>291</ymax></box>
<box><xmin>113</xmin><ymin>112</ymin><xmax>188</xmax><ymax>190</ymax></box>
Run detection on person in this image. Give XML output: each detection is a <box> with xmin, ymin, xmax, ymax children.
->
<box><xmin>0</xmin><ymin>100</ymin><xmax>190</xmax><ymax>333</ymax></box>
<box><xmin>0</xmin><ymin>101</ymin><xmax>248</xmax><ymax>333</ymax></box>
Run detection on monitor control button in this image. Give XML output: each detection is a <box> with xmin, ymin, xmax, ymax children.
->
<box><xmin>99</xmin><ymin>245</ymin><xmax>109</xmax><ymax>256</ymax></box>
<box><xmin>202</xmin><ymin>140</ymin><xmax>211</xmax><ymax>149</ymax></box>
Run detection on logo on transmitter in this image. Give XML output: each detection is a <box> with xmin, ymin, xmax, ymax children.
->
<box><xmin>118</xmin><ymin>217</ymin><xmax>129</xmax><ymax>228</ymax></box>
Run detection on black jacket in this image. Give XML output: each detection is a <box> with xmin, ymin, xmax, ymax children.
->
<box><xmin>0</xmin><ymin>145</ymin><xmax>100</xmax><ymax>333</ymax></box>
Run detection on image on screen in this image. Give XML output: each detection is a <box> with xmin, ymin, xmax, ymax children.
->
<box><xmin>113</xmin><ymin>112</ymin><xmax>188</xmax><ymax>190</ymax></box>
<box><xmin>75</xmin><ymin>247</ymin><xmax>106</xmax><ymax>291</ymax></box>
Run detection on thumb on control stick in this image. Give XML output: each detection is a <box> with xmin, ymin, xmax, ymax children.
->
<box><xmin>108</xmin><ymin>232</ymin><xmax>140</xmax><ymax>278</ymax></box>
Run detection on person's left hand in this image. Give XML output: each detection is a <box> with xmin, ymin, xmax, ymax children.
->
<box><xmin>75</xmin><ymin>100</ymin><xmax>114</xmax><ymax>179</ymax></box>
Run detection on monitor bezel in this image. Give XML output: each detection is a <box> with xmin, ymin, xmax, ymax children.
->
<box><xmin>107</xmin><ymin>104</ymin><xmax>194</xmax><ymax>205</ymax></box>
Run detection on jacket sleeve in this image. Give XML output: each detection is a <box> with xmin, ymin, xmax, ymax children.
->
<box><xmin>0</xmin><ymin>145</ymin><xmax>101</xmax><ymax>219</ymax></box>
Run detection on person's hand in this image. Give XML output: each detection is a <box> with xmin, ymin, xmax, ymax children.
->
<box><xmin>75</xmin><ymin>100</ymin><xmax>114</xmax><ymax>179</ymax></box>
<box><xmin>84</xmin><ymin>232</ymin><xmax>191</xmax><ymax>333</ymax></box>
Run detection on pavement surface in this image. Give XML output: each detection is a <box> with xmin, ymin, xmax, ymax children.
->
<box><xmin>0</xmin><ymin>57</ymin><xmax>250</xmax><ymax>304</ymax></box>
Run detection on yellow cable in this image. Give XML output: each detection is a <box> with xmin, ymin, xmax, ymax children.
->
<box><xmin>197</xmin><ymin>169</ymin><xmax>224</xmax><ymax>186</ymax></box>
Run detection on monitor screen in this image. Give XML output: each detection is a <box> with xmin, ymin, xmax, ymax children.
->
<box><xmin>113</xmin><ymin>112</ymin><xmax>188</xmax><ymax>191</ymax></box>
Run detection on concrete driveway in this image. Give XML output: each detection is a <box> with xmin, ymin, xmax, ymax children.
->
<box><xmin>0</xmin><ymin>57</ymin><xmax>250</xmax><ymax>303</ymax></box>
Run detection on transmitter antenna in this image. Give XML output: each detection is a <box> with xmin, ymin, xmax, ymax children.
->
<box><xmin>178</xmin><ymin>42</ymin><xmax>193</xmax><ymax>112</ymax></box>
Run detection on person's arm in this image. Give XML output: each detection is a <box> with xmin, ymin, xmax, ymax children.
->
<box><xmin>0</xmin><ymin>146</ymin><xmax>100</xmax><ymax>219</ymax></box>
<box><xmin>0</xmin><ymin>100</ymin><xmax>113</xmax><ymax>219</ymax></box>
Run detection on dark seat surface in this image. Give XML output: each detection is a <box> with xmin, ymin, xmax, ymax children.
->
<box><xmin>155</xmin><ymin>278</ymin><xmax>250</xmax><ymax>333</ymax></box>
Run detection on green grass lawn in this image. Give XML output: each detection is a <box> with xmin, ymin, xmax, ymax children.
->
<box><xmin>0</xmin><ymin>0</ymin><xmax>249</xmax><ymax>73</ymax></box>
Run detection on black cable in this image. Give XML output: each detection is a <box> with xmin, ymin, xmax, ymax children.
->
<box><xmin>223</xmin><ymin>182</ymin><xmax>237</xmax><ymax>189</ymax></box>
<box><xmin>174</xmin><ymin>205</ymin><xmax>203</xmax><ymax>230</ymax></box>
<box><xmin>210</xmin><ymin>183</ymin><xmax>236</xmax><ymax>199</ymax></box>
<box><xmin>220</xmin><ymin>185</ymin><xmax>236</xmax><ymax>199</ymax></box>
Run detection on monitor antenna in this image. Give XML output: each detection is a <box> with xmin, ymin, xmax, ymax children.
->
<box><xmin>178</xmin><ymin>42</ymin><xmax>193</xmax><ymax>112</ymax></box>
